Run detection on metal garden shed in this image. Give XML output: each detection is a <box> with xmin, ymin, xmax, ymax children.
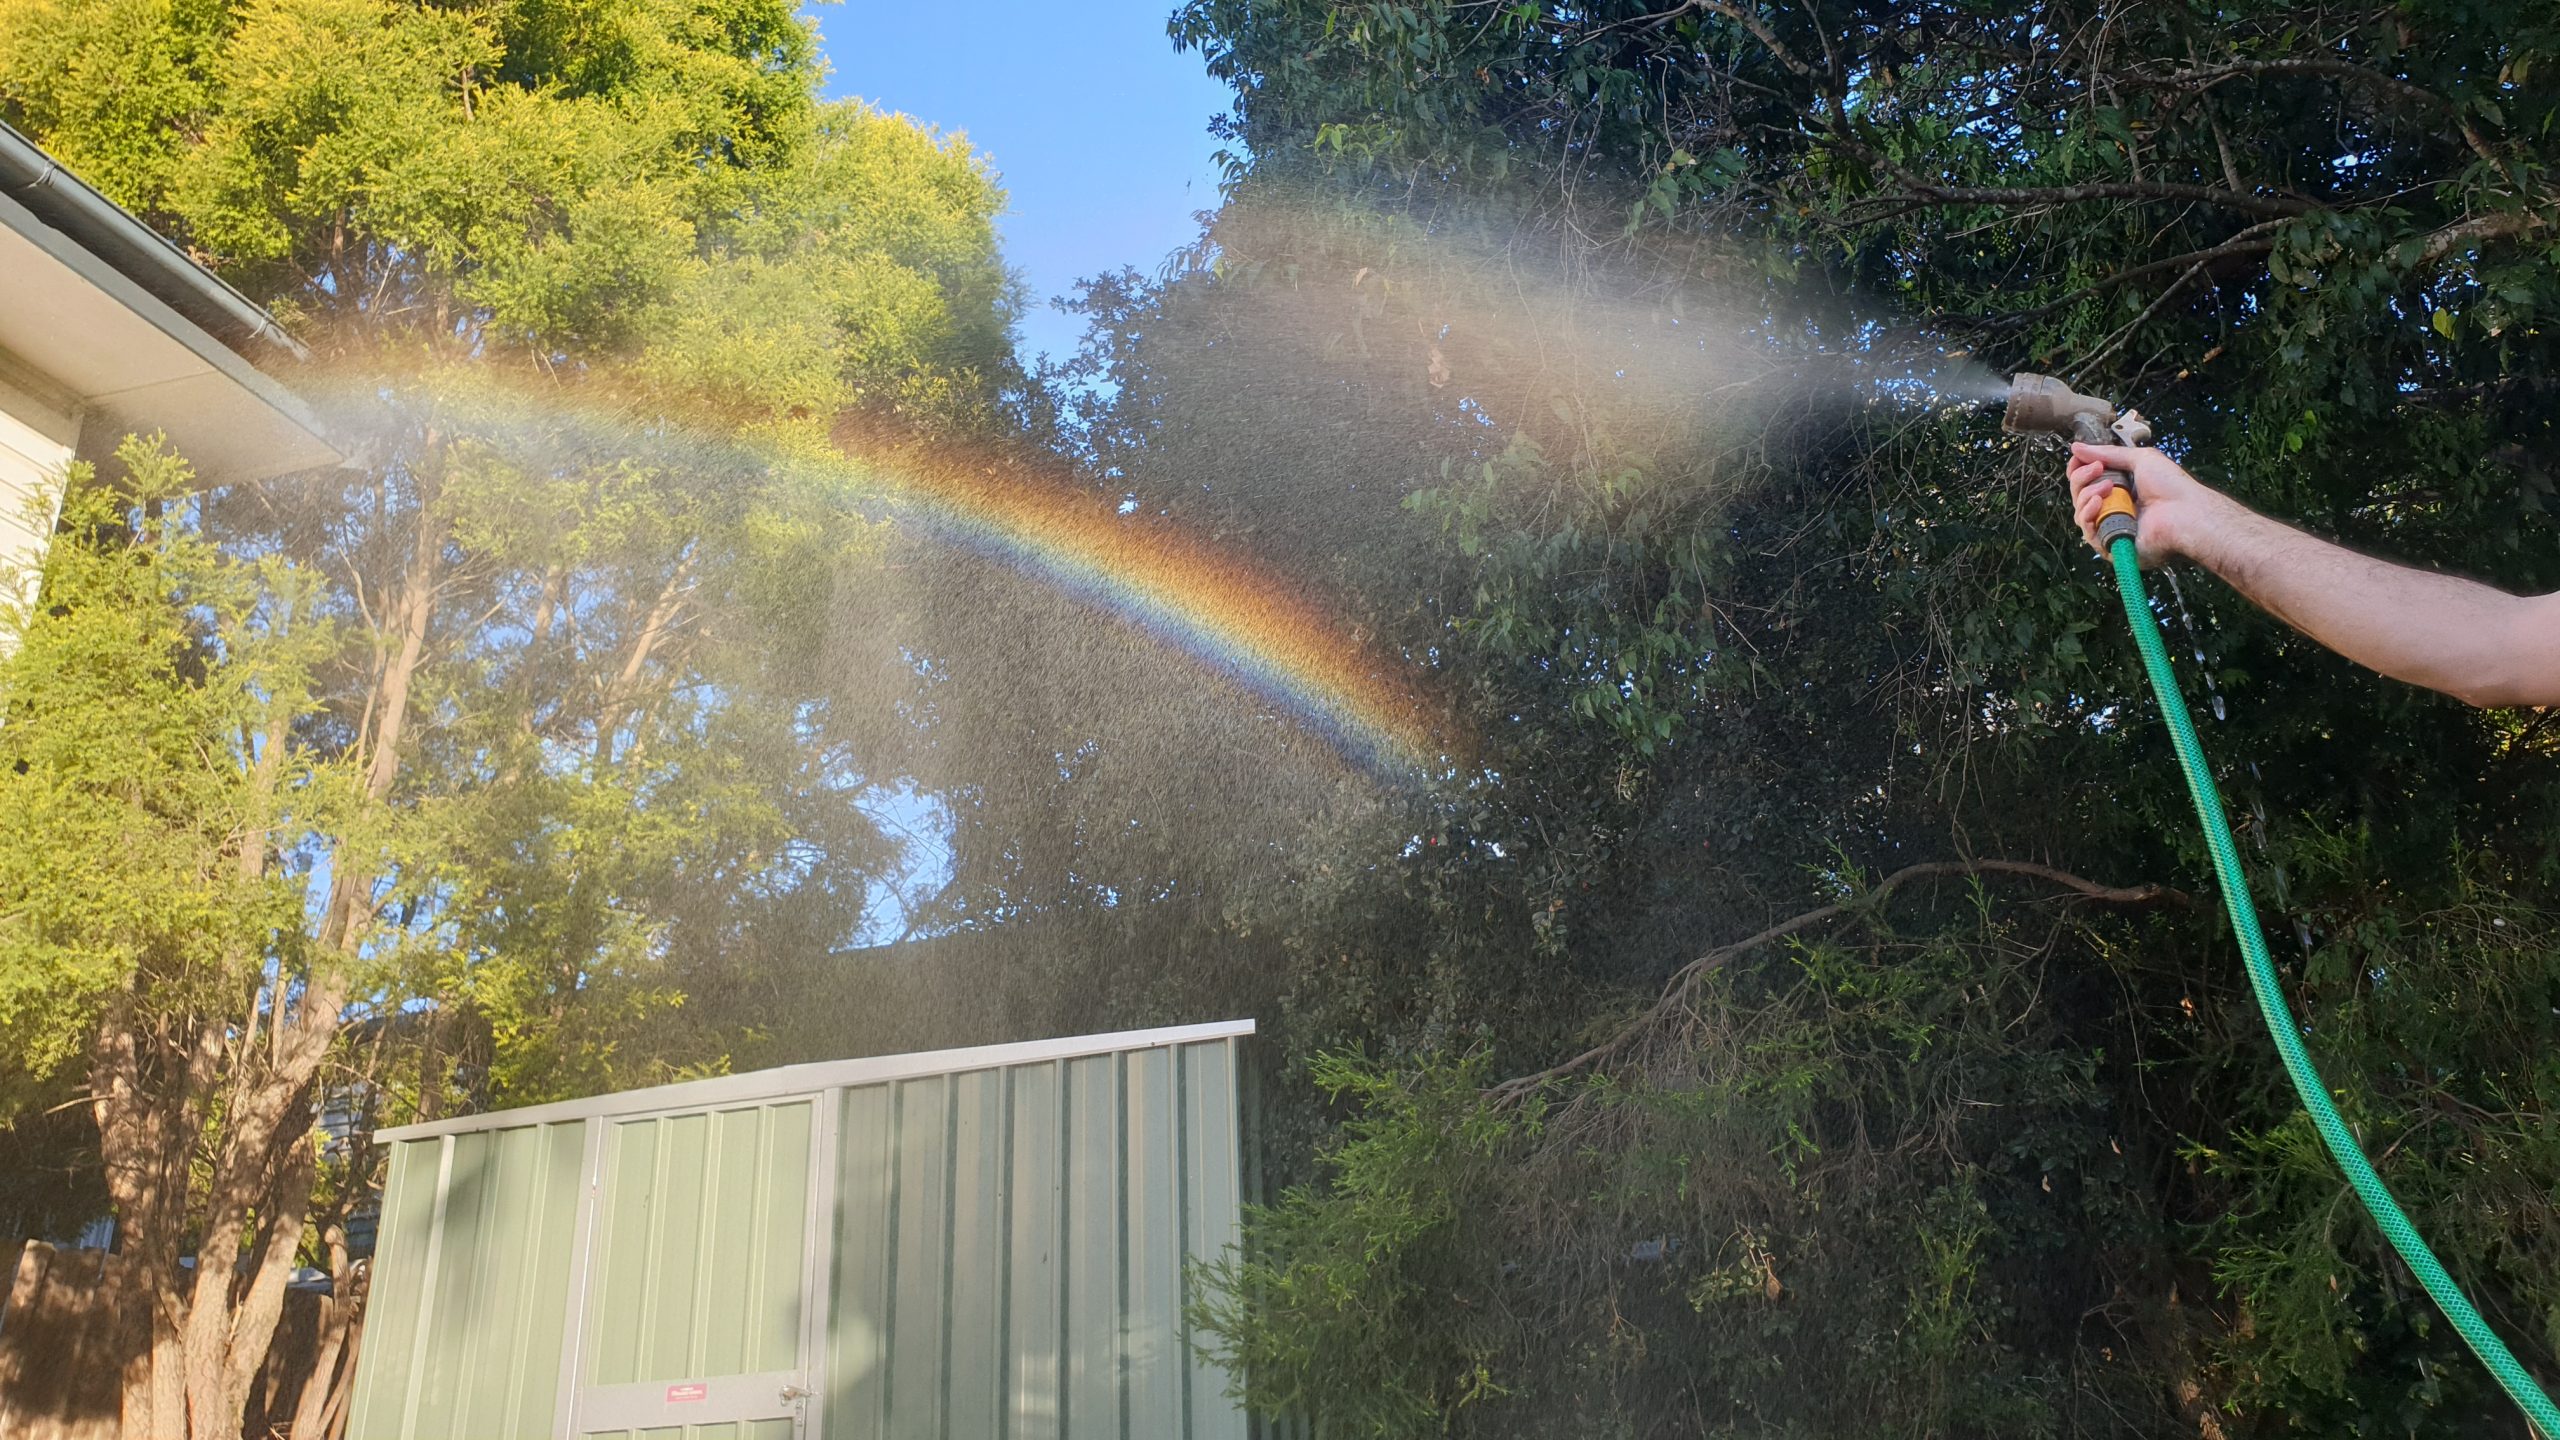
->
<box><xmin>345</xmin><ymin>1020</ymin><xmax>1255</xmax><ymax>1440</ymax></box>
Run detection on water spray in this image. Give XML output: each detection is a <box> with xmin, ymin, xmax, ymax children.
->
<box><xmin>2008</xmin><ymin>374</ymin><xmax>2560</xmax><ymax>1433</ymax></box>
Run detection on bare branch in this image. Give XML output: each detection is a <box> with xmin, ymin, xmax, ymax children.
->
<box><xmin>2146</xmin><ymin>57</ymin><xmax>2450</xmax><ymax>109</ymax></box>
<box><xmin>1677</xmin><ymin>0</ymin><xmax>1820</xmax><ymax>79</ymax></box>
<box><xmin>1490</xmin><ymin>859</ymin><xmax>2182</xmax><ymax>1102</ymax></box>
<box><xmin>2128</xmin><ymin>58</ymin><xmax>2498</xmax><ymax>162</ymax></box>
<box><xmin>1855</xmin><ymin>177</ymin><xmax>2313</xmax><ymax>221</ymax></box>
<box><xmin>2415</xmin><ymin>208</ymin><xmax>2546</xmax><ymax>267</ymax></box>
<box><xmin>1958</xmin><ymin>219</ymin><xmax>2290</xmax><ymax>332</ymax></box>
<box><xmin>2069</xmin><ymin>248</ymin><xmax>2226</xmax><ymax>378</ymax></box>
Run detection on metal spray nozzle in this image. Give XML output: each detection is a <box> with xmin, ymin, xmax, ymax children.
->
<box><xmin>2003</xmin><ymin>372</ymin><xmax>2117</xmax><ymax>440</ymax></box>
<box><xmin>2004</xmin><ymin>372</ymin><xmax>2153</xmax><ymax>548</ymax></box>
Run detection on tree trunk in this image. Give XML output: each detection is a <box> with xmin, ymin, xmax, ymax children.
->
<box><xmin>144</xmin><ymin>1266</ymin><xmax>186</xmax><ymax>1440</ymax></box>
<box><xmin>595</xmin><ymin>547</ymin><xmax>694</xmax><ymax>767</ymax></box>
<box><xmin>93</xmin><ymin>1010</ymin><xmax>217</xmax><ymax>1440</ymax></box>
<box><xmin>320</xmin><ymin>1322</ymin><xmax>361</xmax><ymax>1440</ymax></box>
<box><xmin>153</xmin><ymin>1023</ymin><xmax>336</xmax><ymax>1440</ymax></box>
<box><xmin>91</xmin><ymin>471</ymin><xmax>442</xmax><ymax>1440</ymax></box>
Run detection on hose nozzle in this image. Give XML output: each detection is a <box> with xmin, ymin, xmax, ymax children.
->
<box><xmin>2006</xmin><ymin>373</ymin><xmax>2150</xmax><ymax>548</ymax></box>
<box><xmin>2003</xmin><ymin>372</ymin><xmax>2117</xmax><ymax>439</ymax></box>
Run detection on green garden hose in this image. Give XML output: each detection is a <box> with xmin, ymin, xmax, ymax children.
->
<box><xmin>2105</xmin><ymin>533</ymin><xmax>2560</xmax><ymax>1436</ymax></box>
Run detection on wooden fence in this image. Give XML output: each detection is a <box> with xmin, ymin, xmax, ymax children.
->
<box><xmin>0</xmin><ymin>1241</ymin><xmax>141</xmax><ymax>1440</ymax></box>
<box><xmin>0</xmin><ymin>1240</ymin><xmax>360</xmax><ymax>1440</ymax></box>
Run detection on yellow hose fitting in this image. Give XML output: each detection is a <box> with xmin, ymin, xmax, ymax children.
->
<box><xmin>2096</xmin><ymin>484</ymin><xmax>2139</xmax><ymax>547</ymax></box>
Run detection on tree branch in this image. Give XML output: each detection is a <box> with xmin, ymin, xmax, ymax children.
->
<box><xmin>1675</xmin><ymin>0</ymin><xmax>1820</xmax><ymax>79</ymax></box>
<box><xmin>1853</xmin><ymin>177</ymin><xmax>2313</xmax><ymax>221</ymax></box>
<box><xmin>2128</xmin><ymin>58</ymin><xmax>2498</xmax><ymax>162</ymax></box>
<box><xmin>1489</xmin><ymin>859</ymin><xmax>2183</xmax><ymax>1103</ymax></box>
<box><xmin>1951</xmin><ymin>202</ymin><xmax>2541</xmax><ymax>346</ymax></box>
<box><xmin>2147</xmin><ymin>57</ymin><xmax>2447</xmax><ymax>107</ymax></box>
<box><xmin>2069</xmin><ymin>247</ymin><xmax>2227</xmax><ymax>377</ymax></box>
<box><xmin>1958</xmin><ymin>219</ymin><xmax>2290</xmax><ymax>331</ymax></box>
<box><xmin>2415</xmin><ymin>208</ymin><xmax>2546</xmax><ymax>267</ymax></box>
<box><xmin>595</xmin><ymin>547</ymin><xmax>697</xmax><ymax>768</ymax></box>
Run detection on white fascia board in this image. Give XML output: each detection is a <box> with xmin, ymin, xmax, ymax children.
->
<box><xmin>0</xmin><ymin>190</ymin><xmax>338</xmax><ymax>482</ymax></box>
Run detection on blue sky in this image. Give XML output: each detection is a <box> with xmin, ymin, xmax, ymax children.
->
<box><xmin>817</xmin><ymin>2</ymin><xmax>1234</xmax><ymax>371</ymax></box>
<box><xmin>820</xmin><ymin>4</ymin><xmax>1232</xmax><ymax>941</ymax></box>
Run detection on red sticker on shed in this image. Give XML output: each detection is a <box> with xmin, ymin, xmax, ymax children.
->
<box><xmin>666</xmin><ymin>1383</ymin><xmax>708</xmax><ymax>1404</ymax></box>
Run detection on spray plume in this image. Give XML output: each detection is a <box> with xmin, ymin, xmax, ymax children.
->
<box><xmin>297</xmin><ymin>370</ymin><xmax>1449</xmax><ymax>777</ymax></box>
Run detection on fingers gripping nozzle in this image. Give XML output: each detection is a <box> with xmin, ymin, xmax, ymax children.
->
<box><xmin>2004</xmin><ymin>372</ymin><xmax>2153</xmax><ymax>548</ymax></box>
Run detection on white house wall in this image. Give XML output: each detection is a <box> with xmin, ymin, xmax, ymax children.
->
<box><xmin>0</xmin><ymin>360</ymin><xmax>75</xmax><ymax>639</ymax></box>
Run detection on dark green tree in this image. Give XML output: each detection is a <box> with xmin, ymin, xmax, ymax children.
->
<box><xmin>986</xmin><ymin>0</ymin><xmax>2560</xmax><ymax>1433</ymax></box>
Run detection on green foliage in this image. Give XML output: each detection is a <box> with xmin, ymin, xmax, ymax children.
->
<box><xmin>0</xmin><ymin>7</ymin><xmax>1027</xmax><ymax>1406</ymax></box>
<box><xmin>1405</xmin><ymin>422</ymin><xmax>1740</xmax><ymax>758</ymax></box>
<box><xmin>0</xmin><ymin>439</ymin><xmax>347</xmax><ymax>1100</ymax></box>
<box><xmin>1198</xmin><ymin>1051</ymin><xmax>1529</xmax><ymax>1435</ymax></box>
<box><xmin>2190</xmin><ymin>842</ymin><xmax>2560</xmax><ymax>1428</ymax></box>
<box><xmin>1089</xmin><ymin>0</ymin><xmax>2560</xmax><ymax>1434</ymax></box>
<box><xmin>0</xmin><ymin>0</ymin><xmax>1024</xmax><ymax>1116</ymax></box>
<box><xmin>1202</xmin><ymin>895</ymin><xmax>2167</xmax><ymax>1437</ymax></box>
<box><xmin>0</xmin><ymin>0</ymin><xmax>1018</xmax><ymax>426</ymax></box>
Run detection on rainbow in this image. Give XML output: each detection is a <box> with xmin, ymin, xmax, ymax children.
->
<box><xmin>835</xmin><ymin>430</ymin><xmax>1442</xmax><ymax>773</ymax></box>
<box><xmin>319</xmin><ymin>374</ymin><xmax>1444</xmax><ymax>772</ymax></box>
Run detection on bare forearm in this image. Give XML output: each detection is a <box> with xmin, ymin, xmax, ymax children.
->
<box><xmin>2177</xmin><ymin>496</ymin><xmax>2560</xmax><ymax>708</ymax></box>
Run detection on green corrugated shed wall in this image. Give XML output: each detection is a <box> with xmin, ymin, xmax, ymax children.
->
<box><xmin>345</xmin><ymin>1022</ymin><xmax>1254</xmax><ymax>1440</ymax></box>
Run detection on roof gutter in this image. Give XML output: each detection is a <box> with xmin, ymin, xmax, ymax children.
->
<box><xmin>0</xmin><ymin>121</ymin><xmax>308</xmax><ymax>362</ymax></box>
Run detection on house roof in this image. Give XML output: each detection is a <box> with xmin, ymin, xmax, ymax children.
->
<box><xmin>0</xmin><ymin>120</ymin><xmax>339</xmax><ymax>481</ymax></box>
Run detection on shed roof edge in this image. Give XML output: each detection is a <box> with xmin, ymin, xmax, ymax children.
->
<box><xmin>374</xmin><ymin>1019</ymin><xmax>1258</xmax><ymax>1142</ymax></box>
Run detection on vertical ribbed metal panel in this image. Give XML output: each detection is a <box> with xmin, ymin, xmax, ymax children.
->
<box><xmin>350</xmin><ymin>1026</ymin><xmax>1251</xmax><ymax>1440</ymax></box>
<box><xmin>823</xmin><ymin>1036</ymin><xmax>1247</xmax><ymax>1439</ymax></box>
<box><xmin>1006</xmin><ymin>1062</ymin><xmax>1065</xmax><ymax>1439</ymax></box>
<box><xmin>1126</xmin><ymin>1046</ymin><xmax>1181</xmax><ymax>1427</ymax></box>
<box><xmin>946</xmin><ymin>1066</ymin><xmax>1006</xmax><ymax>1434</ymax></box>
<box><xmin>828</xmin><ymin>1085</ymin><xmax>895</xmax><ymax>1440</ymax></box>
<box><xmin>344</xmin><ymin>1121</ymin><xmax>587</xmax><ymax>1440</ymax></box>
<box><xmin>886</xmin><ymin>1076</ymin><xmax>950</xmax><ymax>1431</ymax></box>
<box><xmin>1060</xmin><ymin>1052</ymin><xmax>1121</xmax><ymax>1438</ymax></box>
<box><xmin>584</xmin><ymin>1101</ymin><xmax>812</xmax><ymax>1390</ymax></box>
<box><xmin>1181</xmin><ymin>1041</ymin><xmax>1249</xmax><ymax>1440</ymax></box>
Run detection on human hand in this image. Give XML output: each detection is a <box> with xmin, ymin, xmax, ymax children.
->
<box><xmin>2066</xmin><ymin>442</ymin><xmax>2229</xmax><ymax>567</ymax></box>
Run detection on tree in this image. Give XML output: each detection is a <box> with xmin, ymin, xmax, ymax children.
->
<box><xmin>1062</xmin><ymin>0</ymin><xmax>2560</xmax><ymax>1432</ymax></box>
<box><xmin>0</xmin><ymin>440</ymin><xmax>355</xmax><ymax>1438</ymax></box>
<box><xmin>0</xmin><ymin>0</ymin><xmax>1022</xmax><ymax>1432</ymax></box>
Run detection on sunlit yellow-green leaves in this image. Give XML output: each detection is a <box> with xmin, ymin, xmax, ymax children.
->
<box><xmin>0</xmin><ymin>0</ymin><xmax>1014</xmax><ymax>418</ymax></box>
<box><xmin>0</xmin><ymin>440</ymin><xmax>353</xmax><ymax>1099</ymax></box>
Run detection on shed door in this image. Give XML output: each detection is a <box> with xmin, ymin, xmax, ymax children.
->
<box><xmin>569</xmin><ymin>1099</ymin><xmax>822</xmax><ymax>1440</ymax></box>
